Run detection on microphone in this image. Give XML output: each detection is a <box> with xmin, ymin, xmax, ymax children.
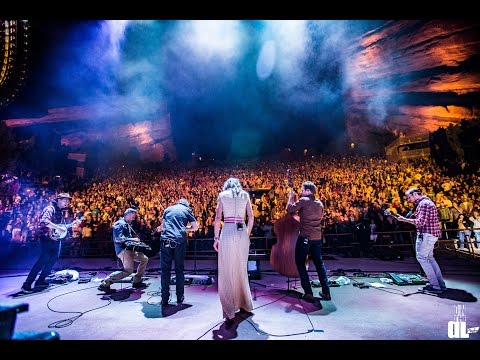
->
<box><xmin>405</xmin><ymin>210</ymin><xmax>413</xmax><ymax>218</ymax></box>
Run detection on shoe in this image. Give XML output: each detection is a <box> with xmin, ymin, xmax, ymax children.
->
<box><xmin>320</xmin><ymin>292</ymin><xmax>331</xmax><ymax>301</ymax></box>
<box><xmin>301</xmin><ymin>293</ymin><xmax>316</xmax><ymax>303</ymax></box>
<box><xmin>34</xmin><ymin>281</ymin><xmax>50</xmax><ymax>288</ymax></box>
<box><xmin>418</xmin><ymin>285</ymin><xmax>443</xmax><ymax>294</ymax></box>
<box><xmin>98</xmin><ymin>283</ymin><xmax>116</xmax><ymax>293</ymax></box>
<box><xmin>132</xmin><ymin>281</ymin><xmax>148</xmax><ymax>289</ymax></box>
<box><xmin>225</xmin><ymin>318</ymin><xmax>235</xmax><ymax>327</ymax></box>
<box><xmin>177</xmin><ymin>296</ymin><xmax>184</xmax><ymax>305</ymax></box>
<box><xmin>21</xmin><ymin>284</ymin><xmax>33</xmax><ymax>293</ymax></box>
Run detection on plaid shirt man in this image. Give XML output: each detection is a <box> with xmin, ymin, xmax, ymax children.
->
<box><xmin>413</xmin><ymin>195</ymin><xmax>442</xmax><ymax>238</ymax></box>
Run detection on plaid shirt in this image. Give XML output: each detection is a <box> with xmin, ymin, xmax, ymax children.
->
<box><xmin>39</xmin><ymin>202</ymin><xmax>64</xmax><ymax>238</ymax></box>
<box><xmin>413</xmin><ymin>196</ymin><xmax>442</xmax><ymax>237</ymax></box>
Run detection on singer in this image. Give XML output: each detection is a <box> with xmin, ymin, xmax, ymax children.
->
<box><xmin>397</xmin><ymin>188</ymin><xmax>446</xmax><ymax>294</ymax></box>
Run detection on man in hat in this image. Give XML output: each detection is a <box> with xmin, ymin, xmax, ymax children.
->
<box><xmin>397</xmin><ymin>187</ymin><xmax>446</xmax><ymax>294</ymax></box>
<box><xmin>98</xmin><ymin>208</ymin><xmax>149</xmax><ymax>293</ymax></box>
<box><xmin>21</xmin><ymin>193</ymin><xmax>74</xmax><ymax>293</ymax></box>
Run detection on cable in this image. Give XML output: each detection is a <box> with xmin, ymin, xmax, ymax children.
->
<box><xmin>145</xmin><ymin>286</ymin><xmax>169</xmax><ymax>306</ymax></box>
<box><xmin>46</xmin><ymin>285</ymin><xmax>112</xmax><ymax>328</ymax></box>
<box><xmin>196</xmin><ymin>284</ymin><xmax>321</xmax><ymax>339</ymax></box>
<box><xmin>196</xmin><ymin>320</ymin><xmax>225</xmax><ymax>340</ymax></box>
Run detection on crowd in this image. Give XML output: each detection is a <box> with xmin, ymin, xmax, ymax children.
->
<box><xmin>1</xmin><ymin>155</ymin><xmax>479</xmax><ymax>253</ymax></box>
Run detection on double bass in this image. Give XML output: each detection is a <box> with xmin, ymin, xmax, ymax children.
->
<box><xmin>270</xmin><ymin>169</ymin><xmax>304</xmax><ymax>278</ymax></box>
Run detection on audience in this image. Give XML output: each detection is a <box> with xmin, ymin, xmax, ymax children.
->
<box><xmin>1</xmin><ymin>155</ymin><xmax>479</xmax><ymax>253</ymax></box>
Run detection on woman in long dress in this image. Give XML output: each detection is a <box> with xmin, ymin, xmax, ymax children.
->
<box><xmin>213</xmin><ymin>178</ymin><xmax>254</xmax><ymax>325</ymax></box>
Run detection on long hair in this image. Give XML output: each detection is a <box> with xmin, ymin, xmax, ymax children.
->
<box><xmin>223</xmin><ymin>178</ymin><xmax>243</xmax><ymax>197</ymax></box>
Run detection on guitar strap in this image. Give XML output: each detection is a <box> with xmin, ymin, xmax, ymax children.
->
<box><xmin>127</xmin><ymin>222</ymin><xmax>136</xmax><ymax>237</ymax></box>
<box><xmin>53</xmin><ymin>203</ymin><xmax>67</xmax><ymax>225</ymax></box>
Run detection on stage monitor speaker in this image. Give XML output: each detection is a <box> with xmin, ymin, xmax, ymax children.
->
<box><xmin>1</xmin><ymin>303</ymin><xmax>59</xmax><ymax>340</ymax></box>
<box><xmin>248</xmin><ymin>260</ymin><xmax>261</xmax><ymax>280</ymax></box>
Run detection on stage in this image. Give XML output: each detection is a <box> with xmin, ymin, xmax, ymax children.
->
<box><xmin>1</xmin><ymin>252</ymin><xmax>479</xmax><ymax>341</ymax></box>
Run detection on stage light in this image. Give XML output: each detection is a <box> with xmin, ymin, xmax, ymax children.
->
<box><xmin>181</xmin><ymin>20</ymin><xmax>244</xmax><ymax>61</ymax></box>
<box><xmin>0</xmin><ymin>20</ymin><xmax>30</xmax><ymax>110</ymax></box>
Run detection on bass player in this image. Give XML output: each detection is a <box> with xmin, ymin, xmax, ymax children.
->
<box><xmin>287</xmin><ymin>181</ymin><xmax>331</xmax><ymax>303</ymax></box>
<box><xmin>98</xmin><ymin>207</ymin><xmax>149</xmax><ymax>293</ymax></box>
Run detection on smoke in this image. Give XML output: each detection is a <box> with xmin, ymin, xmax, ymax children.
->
<box><xmin>17</xmin><ymin>20</ymin><xmax>389</xmax><ymax>160</ymax></box>
<box><xmin>366</xmin><ymin>85</ymin><xmax>393</xmax><ymax>127</ymax></box>
<box><xmin>47</xmin><ymin>20</ymin><xmax>167</xmax><ymax>120</ymax></box>
<box><xmin>342</xmin><ymin>20</ymin><xmax>394</xmax><ymax>127</ymax></box>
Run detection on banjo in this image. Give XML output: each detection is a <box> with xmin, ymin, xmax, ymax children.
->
<box><xmin>46</xmin><ymin>216</ymin><xmax>85</xmax><ymax>241</ymax></box>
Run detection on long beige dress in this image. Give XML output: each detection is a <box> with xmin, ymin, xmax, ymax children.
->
<box><xmin>217</xmin><ymin>190</ymin><xmax>253</xmax><ymax>320</ymax></box>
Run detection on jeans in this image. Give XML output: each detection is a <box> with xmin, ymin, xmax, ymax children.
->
<box><xmin>415</xmin><ymin>233</ymin><xmax>446</xmax><ymax>290</ymax></box>
<box><xmin>458</xmin><ymin>230</ymin><xmax>466</xmax><ymax>248</ymax></box>
<box><xmin>474</xmin><ymin>231</ymin><xmax>480</xmax><ymax>248</ymax></box>
<box><xmin>24</xmin><ymin>237</ymin><xmax>61</xmax><ymax>286</ymax></box>
<box><xmin>295</xmin><ymin>236</ymin><xmax>329</xmax><ymax>295</ymax></box>
<box><xmin>160</xmin><ymin>240</ymin><xmax>186</xmax><ymax>303</ymax></box>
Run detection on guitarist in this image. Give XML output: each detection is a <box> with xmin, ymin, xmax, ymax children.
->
<box><xmin>98</xmin><ymin>208</ymin><xmax>149</xmax><ymax>293</ymax></box>
<box><xmin>21</xmin><ymin>193</ymin><xmax>73</xmax><ymax>293</ymax></box>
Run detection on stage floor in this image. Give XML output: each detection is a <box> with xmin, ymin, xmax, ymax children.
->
<box><xmin>1</xmin><ymin>252</ymin><xmax>479</xmax><ymax>342</ymax></box>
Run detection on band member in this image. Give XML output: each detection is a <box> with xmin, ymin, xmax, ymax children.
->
<box><xmin>98</xmin><ymin>208</ymin><xmax>149</xmax><ymax>293</ymax></box>
<box><xmin>21</xmin><ymin>193</ymin><xmax>73</xmax><ymax>293</ymax></box>
<box><xmin>287</xmin><ymin>181</ymin><xmax>331</xmax><ymax>303</ymax></box>
<box><xmin>397</xmin><ymin>188</ymin><xmax>446</xmax><ymax>293</ymax></box>
<box><xmin>213</xmin><ymin>178</ymin><xmax>254</xmax><ymax>326</ymax></box>
<box><xmin>157</xmin><ymin>198</ymin><xmax>198</xmax><ymax>306</ymax></box>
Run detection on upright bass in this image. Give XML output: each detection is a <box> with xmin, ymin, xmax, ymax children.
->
<box><xmin>270</xmin><ymin>169</ymin><xmax>303</xmax><ymax>278</ymax></box>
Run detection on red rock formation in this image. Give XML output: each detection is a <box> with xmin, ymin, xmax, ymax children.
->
<box><xmin>3</xmin><ymin>96</ymin><xmax>176</xmax><ymax>162</ymax></box>
<box><xmin>346</xmin><ymin>20</ymin><xmax>480</xmax><ymax>152</ymax></box>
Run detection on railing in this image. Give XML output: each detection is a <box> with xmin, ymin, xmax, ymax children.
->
<box><xmin>6</xmin><ymin>228</ymin><xmax>479</xmax><ymax>260</ymax></box>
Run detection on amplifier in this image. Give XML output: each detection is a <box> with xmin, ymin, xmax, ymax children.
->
<box><xmin>170</xmin><ymin>275</ymin><xmax>214</xmax><ymax>285</ymax></box>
